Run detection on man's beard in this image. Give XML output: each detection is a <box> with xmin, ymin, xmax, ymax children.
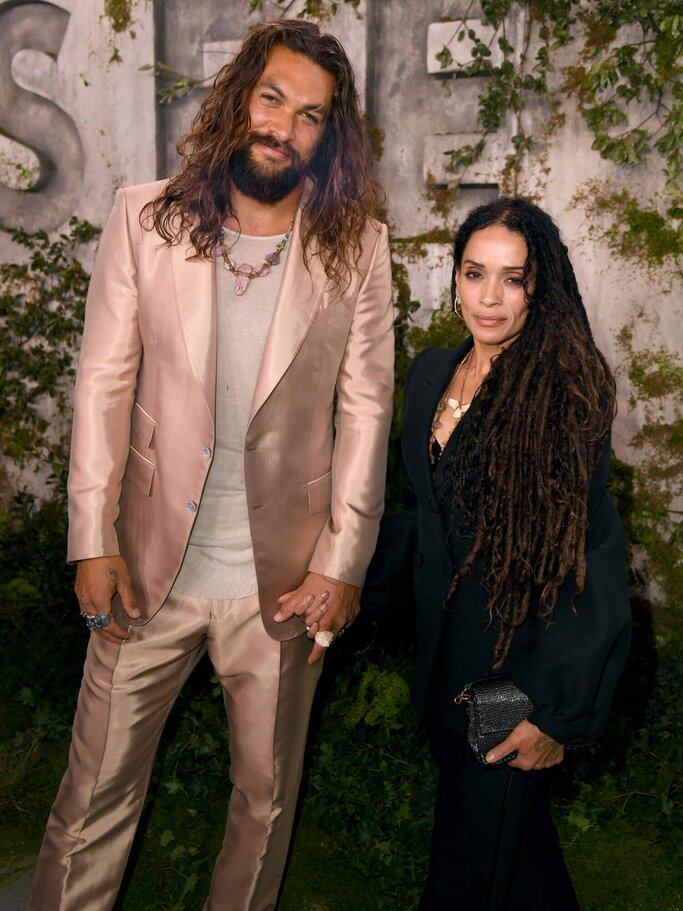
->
<box><xmin>229</xmin><ymin>133</ymin><xmax>306</xmax><ymax>204</ymax></box>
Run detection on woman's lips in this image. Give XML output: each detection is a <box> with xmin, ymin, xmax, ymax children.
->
<box><xmin>473</xmin><ymin>315</ymin><xmax>505</xmax><ymax>327</ymax></box>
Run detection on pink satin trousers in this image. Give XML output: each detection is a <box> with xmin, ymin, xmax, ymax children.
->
<box><xmin>29</xmin><ymin>589</ymin><xmax>322</xmax><ymax>911</ymax></box>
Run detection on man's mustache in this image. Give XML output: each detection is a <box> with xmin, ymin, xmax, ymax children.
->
<box><xmin>246</xmin><ymin>132</ymin><xmax>302</xmax><ymax>166</ymax></box>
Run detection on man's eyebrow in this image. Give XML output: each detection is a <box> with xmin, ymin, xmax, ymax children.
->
<box><xmin>302</xmin><ymin>102</ymin><xmax>330</xmax><ymax>115</ymax></box>
<box><xmin>257</xmin><ymin>79</ymin><xmax>330</xmax><ymax>115</ymax></box>
<box><xmin>258</xmin><ymin>79</ymin><xmax>285</xmax><ymax>98</ymax></box>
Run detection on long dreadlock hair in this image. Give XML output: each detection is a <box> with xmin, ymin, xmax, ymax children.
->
<box><xmin>443</xmin><ymin>198</ymin><xmax>616</xmax><ymax>668</ymax></box>
<box><xmin>141</xmin><ymin>19</ymin><xmax>383</xmax><ymax>287</ymax></box>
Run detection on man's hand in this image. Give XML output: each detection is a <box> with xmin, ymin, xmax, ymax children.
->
<box><xmin>485</xmin><ymin>719</ymin><xmax>565</xmax><ymax>771</ymax></box>
<box><xmin>75</xmin><ymin>555</ymin><xmax>140</xmax><ymax>644</ymax></box>
<box><xmin>274</xmin><ymin>571</ymin><xmax>361</xmax><ymax>665</ymax></box>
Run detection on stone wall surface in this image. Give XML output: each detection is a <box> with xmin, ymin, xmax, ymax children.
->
<box><xmin>0</xmin><ymin>0</ymin><xmax>156</xmax><ymax>260</ymax></box>
<box><xmin>0</xmin><ymin>0</ymin><xmax>680</xmax><ymax>463</ymax></box>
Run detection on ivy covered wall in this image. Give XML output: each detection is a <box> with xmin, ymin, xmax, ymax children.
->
<box><xmin>1</xmin><ymin>0</ymin><xmax>680</xmax><ymax>607</ymax></box>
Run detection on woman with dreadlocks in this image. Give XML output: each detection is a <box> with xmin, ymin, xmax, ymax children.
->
<box><xmin>399</xmin><ymin>198</ymin><xmax>631</xmax><ymax>909</ymax></box>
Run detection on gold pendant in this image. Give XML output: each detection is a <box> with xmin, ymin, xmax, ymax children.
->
<box><xmin>448</xmin><ymin>397</ymin><xmax>470</xmax><ymax>420</ymax></box>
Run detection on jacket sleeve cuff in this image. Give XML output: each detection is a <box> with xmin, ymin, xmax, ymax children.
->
<box><xmin>526</xmin><ymin>708</ymin><xmax>600</xmax><ymax>746</ymax></box>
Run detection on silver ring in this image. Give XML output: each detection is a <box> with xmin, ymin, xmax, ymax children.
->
<box><xmin>83</xmin><ymin>612</ymin><xmax>113</xmax><ymax>631</ymax></box>
<box><xmin>314</xmin><ymin>630</ymin><xmax>335</xmax><ymax>648</ymax></box>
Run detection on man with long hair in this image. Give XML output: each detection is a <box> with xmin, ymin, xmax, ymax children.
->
<box><xmin>30</xmin><ymin>19</ymin><xmax>393</xmax><ymax>911</ymax></box>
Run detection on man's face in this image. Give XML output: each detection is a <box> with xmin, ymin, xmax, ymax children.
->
<box><xmin>230</xmin><ymin>45</ymin><xmax>335</xmax><ymax>204</ymax></box>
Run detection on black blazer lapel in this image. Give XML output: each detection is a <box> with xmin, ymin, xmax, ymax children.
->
<box><xmin>402</xmin><ymin>339</ymin><xmax>473</xmax><ymax>551</ymax></box>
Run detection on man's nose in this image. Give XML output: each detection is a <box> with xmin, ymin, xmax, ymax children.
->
<box><xmin>267</xmin><ymin>108</ymin><xmax>295</xmax><ymax>143</ymax></box>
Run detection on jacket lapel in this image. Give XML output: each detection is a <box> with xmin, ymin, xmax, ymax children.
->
<box><xmin>432</xmin><ymin>345</ymin><xmax>473</xmax><ymax>485</ymax></box>
<box><xmin>248</xmin><ymin>198</ymin><xmax>326</xmax><ymax>424</ymax></box>
<box><xmin>171</xmin><ymin>237</ymin><xmax>217</xmax><ymax>421</ymax></box>
<box><xmin>407</xmin><ymin>340</ymin><xmax>472</xmax><ymax>491</ymax></box>
<box><xmin>404</xmin><ymin>339</ymin><xmax>474</xmax><ymax>551</ymax></box>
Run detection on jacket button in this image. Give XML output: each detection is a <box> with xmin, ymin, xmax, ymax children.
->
<box><xmin>186</xmin><ymin>501</ymin><xmax>197</xmax><ymax>512</ymax></box>
<box><xmin>202</xmin><ymin>447</ymin><xmax>211</xmax><ymax>457</ymax></box>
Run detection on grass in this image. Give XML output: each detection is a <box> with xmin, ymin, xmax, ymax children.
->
<box><xmin>0</xmin><ymin>518</ymin><xmax>680</xmax><ymax>911</ymax></box>
<box><xmin>563</xmin><ymin>817</ymin><xmax>683</xmax><ymax>911</ymax></box>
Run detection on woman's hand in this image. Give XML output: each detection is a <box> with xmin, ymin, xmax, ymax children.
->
<box><xmin>485</xmin><ymin>719</ymin><xmax>565</xmax><ymax>771</ymax></box>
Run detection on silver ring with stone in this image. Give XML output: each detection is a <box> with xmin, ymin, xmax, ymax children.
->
<box><xmin>83</xmin><ymin>612</ymin><xmax>113</xmax><ymax>631</ymax></box>
<box><xmin>314</xmin><ymin>629</ymin><xmax>335</xmax><ymax>648</ymax></box>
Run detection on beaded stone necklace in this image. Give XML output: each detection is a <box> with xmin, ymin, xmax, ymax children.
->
<box><xmin>217</xmin><ymin>220</ymin><xmax>294</xmax><ymax>296</ymax></box>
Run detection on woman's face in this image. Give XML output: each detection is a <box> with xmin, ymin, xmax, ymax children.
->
<box><xmin>455</xmin><ymin>224</ymin><xmax>532</xmax><ymax>351</ymax></box>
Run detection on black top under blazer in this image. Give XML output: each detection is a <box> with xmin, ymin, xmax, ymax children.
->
<box><xmin>397</xmin><ymin>341</ymin><xmax>632</xmax><ymax>745</ymax></box>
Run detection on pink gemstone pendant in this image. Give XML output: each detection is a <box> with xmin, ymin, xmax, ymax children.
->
<box><xmin>234</xmin><ymin>273</ymin><xmax>250</xmax><ymax>296</ymax></box>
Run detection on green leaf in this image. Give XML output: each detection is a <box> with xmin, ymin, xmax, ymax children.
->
<box><xmin>435</xmin><ymin>46</ymin><xmax>453</xmax><ymax>70</ymax></box>
<box><xmin>567</xmin><ymin>810</ymin><xmax>592</xmax><ymax>832</ymax></box>
<box><xmin>160</xmin><ymin>828</ymin><xmax>175</xmax><ymax>847</ymax></box>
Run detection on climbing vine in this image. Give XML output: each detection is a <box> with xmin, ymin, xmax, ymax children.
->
<box><xmin>0</xmin><ymin>220</ymin><xmax>99</xmax><ymax>491</ymax></box>
<box><xmin>247</xmin><ymin>0</ymin><xmax>361</xmax><ymax>19</ymax></box>
<box><xmin>435</xmin><ymin>0</ymin><xmax>682</xmax><ymax>203</ymax></box>
<box><xmin>139</xmin><ymin>62</ymin><xmax>205</xmax><ymax>105</ymax></box>
<box><xmin>614</xmin><ymin>325</ymin><xmax>683</xmax><ymax>608</ymax></box>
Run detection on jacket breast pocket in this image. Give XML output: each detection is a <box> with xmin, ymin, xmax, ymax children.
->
<box><xmin>307</xmin><ymin>470</ymin><xmax>332</xmax><ymax>516</ymax></box>
<box><xmin>310</xmin><ymin>283</ymin><xmax>355</xmax><ymax>331</ymax></box>
<box><xmin>124</xmin><ymin>446</ymin><xmax>155</xmax><ymax>496</ymax></box>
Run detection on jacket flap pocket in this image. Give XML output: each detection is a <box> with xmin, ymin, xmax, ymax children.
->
<box><xmin>131</xmin><ymin>401</ymin><xmax>156</xmax><ymax>449</ymax></box>
<box><xmin>125</xmin><ymin>446</ymin><xmax>155</xmax><ymax>496</ymax></box>
<box><xmin>307</xmin><ymin>470</ymin><xmax>332</xmax><ymax>516</ymax></box>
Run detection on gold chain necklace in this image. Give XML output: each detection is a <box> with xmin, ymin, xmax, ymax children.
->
<box><xmin>216</xmin><ymin>220</ymin><xmax>294</xmax><ymax>296</ymax></box>
<box><xmin>430</xmin><ymin>348</ymin><xmax>474</xmax><ymax>444</ymax></box>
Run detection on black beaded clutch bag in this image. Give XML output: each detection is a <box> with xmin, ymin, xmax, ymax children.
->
<box><xmin>454</xmin><ymin>674</ymin><xmax>534</xmax><ymax>767</ymax></box>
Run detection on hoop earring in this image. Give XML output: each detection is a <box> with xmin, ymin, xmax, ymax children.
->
<box><xmin>453</xmin><ymin>286</ymin><xmax>465</xmax><ymax>322</ymax></box>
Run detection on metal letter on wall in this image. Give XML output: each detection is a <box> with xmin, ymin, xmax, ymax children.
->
<box><xmin>0</xmin><ymin>1</ymin><xmax>84</xmax><ymax>231</ymax></box>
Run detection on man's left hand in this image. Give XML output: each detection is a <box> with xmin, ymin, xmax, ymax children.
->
<box><xmin>485</xmin><ymin>719</ymin><xmax>565</xmax><ymax>770</ymax></box>
<box><xmin>274</xmin><ymin>572</ymin><xmax>361</xmax><ymax>665</ymax></box>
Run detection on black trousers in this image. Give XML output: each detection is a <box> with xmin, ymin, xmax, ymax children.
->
<box><xmin>419</xmin><ymin>725</ymin><xmax>579</xmax><ymax>911</ymax></box>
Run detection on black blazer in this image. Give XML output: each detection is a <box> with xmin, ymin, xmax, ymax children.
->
<box><xmin>395</xmin><ymin>342</ymin><xmax>631</xmax><ymax>745</ymax></box>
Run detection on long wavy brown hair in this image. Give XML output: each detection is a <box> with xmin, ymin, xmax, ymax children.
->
<box><xmin>443</xmin><ymin>198</ymin><xmax>617</xmax><ymax>668</ymax></box>
<box><xmin>141</xmin><ymin>19</ymin><xmax>383</xmax><ymax>286</ymax></box>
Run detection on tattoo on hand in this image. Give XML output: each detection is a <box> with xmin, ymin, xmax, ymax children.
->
<box><xmin>534</xmin><ymin>735</ymin><xmax>561</xmax><ymax>763</ymax></box>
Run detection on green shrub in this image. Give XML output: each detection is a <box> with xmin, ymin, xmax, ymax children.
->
<box><xmin>0</xmin><ymin>219</ymin><xmax>98</xmax><ymax>483</ymax></box>
<box><xmin>305</xmin><ymin>652</ymin><xmax>436</xmax><ymax>905</ymax></box>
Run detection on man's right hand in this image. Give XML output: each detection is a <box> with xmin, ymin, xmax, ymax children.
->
<box><xmin>75</xmin><ymin>555</ymin><xmax>140</xmax><ymax>644</ymax></box>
